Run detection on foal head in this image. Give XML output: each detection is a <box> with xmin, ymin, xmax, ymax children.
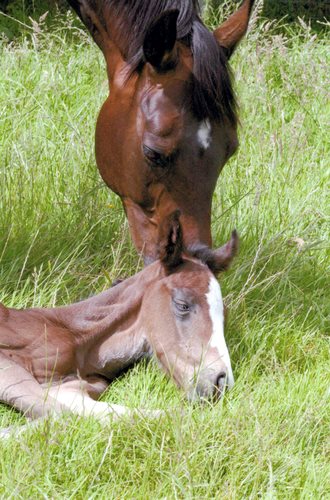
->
<box><xmin>140</xmin><ymin>211</ymin><xmax>238</xmax><ymax>400</ymax></box>
<box><xmin>67</xmin><ymin>0</ymin><xmax>254</xmax><ymax>263</ymax></box>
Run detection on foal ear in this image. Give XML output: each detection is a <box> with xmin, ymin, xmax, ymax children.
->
<box><xmin>67</xmin><ymin>0</ymin><xmax>110</xmax><ymax>51</ymax></box>
<box><xmin>191</xmin><ymin>230</ymin><xmax>239</xmax><ymax>274</ymax></box>
<box><xmin>213</xmin><ymin>0</ymin><xmax>255</xmax><ymax>59</ymax></box>
<box><xmin>157</xmin><ymin>210</ymin><xmax>184</xmax><ymax>271</ymax></box>
<box><xmin>143</xmin><ymin>10</ymin><xmax>179</xmax><ymax>71</ymax></box>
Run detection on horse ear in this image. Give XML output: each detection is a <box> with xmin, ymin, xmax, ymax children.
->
<box><xmin>67</xmin><ymin>0</ymin><xmax>110</xmax><ymax>51</ymax></box>
<box><xmin>157</xmin><ymin>210</ymin><xmax>184</xmax><ymax>271</ymax></box>
<box><xmin>213</xmin><ymin>0</ymin><xmax>255</xmax><ymax>59</ymax></box>
<box><xmin>143</xmin><ymin>10</ymin><xmax>179</xmax><ymax>71</ymax></box>
<box><xmin>190</xmin><ymin>231</ymin><xmax>239</xmax><ymax>274</ymax></box>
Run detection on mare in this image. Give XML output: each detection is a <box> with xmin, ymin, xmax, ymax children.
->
<box><xmin>0</xmin><ymin>212</ymin><xmax>238</xmax><ymax>436</ymax></box>
<box><xmin>66</xmin><ymin>0</ymin><xmax>254</xmax><ymax>263</ymax></box>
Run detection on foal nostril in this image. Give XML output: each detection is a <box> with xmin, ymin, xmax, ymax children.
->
<box><xmin>216</xmin><ymin>371</ymin><xmax>227</xmax><ymax>389</ymax></box>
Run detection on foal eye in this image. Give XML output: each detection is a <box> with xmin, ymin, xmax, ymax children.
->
<box><xmin>177</xmin><ymin>303</ymin><xmax>189</xmax><ymax>311</ymax></box>
<box><xmin>173</xmin><ymin>300</ymin><xmax>190</xmax><ymax>316</ymax></box>
<box><xmin>143</xmin><ymin>145</ymin><xmax>176</xmax><ymax>168</ymax></box>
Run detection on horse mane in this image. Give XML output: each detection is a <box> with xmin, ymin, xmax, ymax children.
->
<box><xmin>105</xmin><ymin>0</ymin><xmax>237</xmax><ymax>124</ymax></box>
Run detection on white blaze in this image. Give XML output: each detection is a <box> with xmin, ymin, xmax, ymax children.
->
<box><xmin>206</xmin><ymin>276</ymin><xmax>234</xmax><ymax>388</ymax></box>
<box><xmin>197</xmin><ymin>119</ymin><xmax>212</xmax><ymax>150</ymax></box>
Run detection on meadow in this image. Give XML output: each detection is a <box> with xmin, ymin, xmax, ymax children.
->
<box><xmin>0</xmin><ymin>4</ymin><xmax>329</xmax><ymax>498</ymax></box>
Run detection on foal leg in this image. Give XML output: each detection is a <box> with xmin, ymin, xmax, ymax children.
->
<box><xmin>46</xmin><ymin>379</ymin><xmax>126</xmax><ymax>421</ymax></box>
<box><xmin>0</xmin><ymin>353</ymin><xmax>65</xmax><ymax>419</ymax></box>
<box><xmin>46</xmin><ymin>379</ymin><xmax>162</xmax><ymax>423</ymax></box>
<box><xmin>0</xmin><ymin>353</ymin><xmax>71</xmax><ymax>439</ymax></box>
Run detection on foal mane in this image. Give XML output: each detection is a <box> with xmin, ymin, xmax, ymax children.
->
<box><xmin>105</xmin><ymin>0</ymin><xmax>237</xmax><ymax>124</ymax></box>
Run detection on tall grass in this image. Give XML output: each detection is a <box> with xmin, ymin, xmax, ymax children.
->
<box><xmin>0</xmin><ymin>7</ymin><xmax>329</xmax><ymax>498</ymax></box>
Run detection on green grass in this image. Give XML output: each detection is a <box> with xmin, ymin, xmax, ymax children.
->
<box><xmin>0</xmin><ymin>8</ymin><xmax>329</xmax><ymax>499</ymax></box>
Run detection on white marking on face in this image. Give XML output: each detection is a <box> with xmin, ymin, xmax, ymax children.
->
<box><xmin>197</xmin><ymin>119</ymin><xmax>212</xmax><ymax>150</ymax></box>
<box><xmin>206</xmin><ymin>276</ymin><xmax>234</xmax><ymax>388</ymax></box>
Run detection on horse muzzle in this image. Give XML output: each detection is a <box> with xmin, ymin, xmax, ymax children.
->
<box><xmin>186</xmin><ymin>366</ymin><xmax>234</xmax><ymax>402</ymax></box>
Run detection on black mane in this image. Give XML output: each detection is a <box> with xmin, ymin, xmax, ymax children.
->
<box><xmin>105</xmin><ymin>0</ymin><xmax>237</xmax><ymax>124</ymax></box>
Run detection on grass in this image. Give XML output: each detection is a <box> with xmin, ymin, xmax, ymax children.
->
<box><xmin>0</xmin><ymin>6</ymin><xmax>329</xmax><ymax>499</ymax></box>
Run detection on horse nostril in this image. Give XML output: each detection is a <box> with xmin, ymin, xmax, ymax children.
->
<box><xmin>216</xmin><ymin>371</ymin><xmax>227</xmax><ymax>389</ymax></box>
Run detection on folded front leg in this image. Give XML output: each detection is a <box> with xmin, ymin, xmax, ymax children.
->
<box><xmin>47</xmin><ymin>380</ymin><xmax>163</xmax><ymax>422</ymax></box>
<box><xmin>0</xmin><ymin>353</ymin><xmax>65</xmax><ymax>419</ymax></box>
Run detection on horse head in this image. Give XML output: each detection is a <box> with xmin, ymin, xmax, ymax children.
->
<box><xmin>140</xmin><ymin>210</ymin><xmax>238</xmax><ymax>400</ymax></box>
<box><xmin>67</xmin><ymin>0</ymin><xmax>254</xmax><ymax>263</ymax></box>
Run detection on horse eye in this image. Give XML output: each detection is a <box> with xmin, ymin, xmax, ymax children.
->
<box><xmin>174</xmin><ymin>300</ymin><xmax>190</xmax><ymax>316</ymax></box>
<box><xmin>143</xmin><ymin>145</ymin><xmax>175</xmax><ymax>168</ymax></box>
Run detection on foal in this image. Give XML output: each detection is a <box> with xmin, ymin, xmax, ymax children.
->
<box><xmin>0</xmin><ymin>212</ymin><xmax>237</xmax><ymax>432</ymax></box>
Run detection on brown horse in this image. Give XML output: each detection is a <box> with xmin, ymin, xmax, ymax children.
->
<box><xmin>66</xmin><ymin>0</ymin><xmax>254</xmax><ymax>263</ymax></box>
<box><xmin>0</xmin><ymin>212</ymin><xmax>237</xmax><ymax>437</ymax></box>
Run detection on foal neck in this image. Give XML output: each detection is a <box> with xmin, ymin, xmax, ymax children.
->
<box><xmin>63</xmin><ymin>261</ymin><xmax>163</xmax><ymax>377</ymax></box>
<box><xmin>57</xmin><ymin>261</ymin><xmax>163</xmax><ymax>343</ymax></box>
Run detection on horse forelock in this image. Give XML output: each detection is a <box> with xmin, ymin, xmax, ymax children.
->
<box><xmin>104</xmin><ymin>0</ymin><xmax>237</xmax><ymax>124</ymax></box>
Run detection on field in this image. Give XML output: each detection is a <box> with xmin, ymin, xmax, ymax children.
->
<box><xmin>0</xmin><ymin>5</ymin><xmax>329</xmax><ymax>499</ymax></box>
